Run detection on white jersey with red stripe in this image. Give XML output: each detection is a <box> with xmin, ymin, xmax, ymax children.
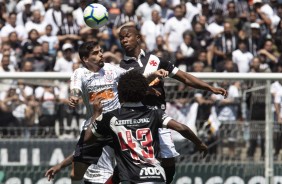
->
<box><xmin>70</xmin><ymin>63</ymin><xmax>126</xmax><ymax>183</ymax></box>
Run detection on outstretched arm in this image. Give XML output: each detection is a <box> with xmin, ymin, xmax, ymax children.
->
<box><xmin>45</xmin><ymin>154</ymin><xmax>73</xmax><ymax>181</ymax></box>
<box><xmin>166</xmin><ymin>119</ymin><xmax>208</xmax><ymax>157</ymax></box>
<box><xmin>173</xmin><ymin>70</ymin><xmax>228</xmax><ymax>97</ymax></box>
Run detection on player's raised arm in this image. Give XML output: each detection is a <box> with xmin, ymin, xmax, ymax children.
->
<box><xmin>165</xmin><ymin>118</ymin><xmax>208</xmax><ymax>157</ymax></box>
<box><xmin>172</xmin><ymin>70</ymin><xmax>228</xmax><ymax>98</ymax></box>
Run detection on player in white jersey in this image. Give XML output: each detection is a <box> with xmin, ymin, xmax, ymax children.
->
<box><xmin>45</xmin><ymin>41</ymin><xmax>125</xmax><ymax>184</ymax></box>
<box><xmin>45</xmin><ymin>41</ymin><xmax>167</xmax><ymax>184</ymax></box>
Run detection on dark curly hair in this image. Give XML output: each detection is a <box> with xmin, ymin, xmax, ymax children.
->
<box><xmin>118</xmin><ymin>71</ymin><xmax>148</xmax><ymax>103</ymax></box>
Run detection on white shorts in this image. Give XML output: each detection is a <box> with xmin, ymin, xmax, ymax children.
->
<box><xmin>158</xmin><ymin>128</ymin><xmax>180</xmax><ymax>158</ymax></box>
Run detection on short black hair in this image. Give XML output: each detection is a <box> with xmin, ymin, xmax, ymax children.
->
<box><xmin>118</xmin><ymin>71</ymin><xmax>148</xmax><ymax>103</ymax></box>
<box><xmin>78</xmin><ymin>41</ymin><xmax>99</xmax><ymax>61</ymax></box>
<box><xmin>120</xmin><ymin>25</ymin><xmax>140</xmax><ymax>35</ymax></box>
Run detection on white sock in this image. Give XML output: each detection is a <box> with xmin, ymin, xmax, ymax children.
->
<box><xmin>71</xmin><ymin>179</ymin><xmax>83</xmax><ymax>184</ymax></box>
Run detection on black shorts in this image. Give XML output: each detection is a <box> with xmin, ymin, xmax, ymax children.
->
<box><xmin>73</xmin><ymin>129</ymin><xmax>113</xmax><ymax>165</ymax></box>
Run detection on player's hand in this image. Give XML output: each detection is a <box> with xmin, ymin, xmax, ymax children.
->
<box><xmin>69</xmin><ymin>96</ymin><xmax>79</xmax><ymax>108</ymax></box>
<box><xmin>154</xmin><ymin>69</ymin><xmax>169</xmax><ymax>78</ymax></box>
<box><xmin>196</xmin><ymin>142</ymin><xmax>208</xmax><ymax>158</ymax></box>
<box><xmin>211</xmin><ymin>87</ymin><xmax>228</xmax><ymax>98</ymax></box>
<box><xmin>92</xmin><ymin>97</ymin><xmax>103</xmax><ymax>118</ymax></box>
<box><xmin>45</xmin><ymin>164</ymin><xmax>62</xmax><ymax>181</ymax></box>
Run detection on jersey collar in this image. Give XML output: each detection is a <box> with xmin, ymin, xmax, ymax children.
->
<box><xmin>123</xmin><ymin>49</ymin><xmax>145</xmax><ymax>61</ymax></box>
<box><xmin>122</xmin><ymin>102</ymin><xmax>144</xmax><ymax>107</ymax></box>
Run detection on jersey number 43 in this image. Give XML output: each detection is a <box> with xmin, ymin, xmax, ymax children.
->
<box><xmin>118</xmin><ymin>128</ymin><xmax>154</xmax><ymax>160</ymax></box>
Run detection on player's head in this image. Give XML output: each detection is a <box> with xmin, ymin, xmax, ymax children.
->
<box><xmin>119</xmin><ymin>26</ymin><xmax>141</xmax><ymax>53</ymax></box>
<box><xmin>78</xmin><ymin>41</ymin><xmax>104</xmax><ymax>70</ymax></box>
<box><xmin>118</xmin><ymin>71</ymin><xmax>148</xmax><ymax>103</ymax></box>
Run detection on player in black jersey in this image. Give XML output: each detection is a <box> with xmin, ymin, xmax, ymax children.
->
<box><xmin>118</xmin><ymin>26</ymin><xmax>227</xmax><ymax>183</ymax></box>
<box><xmin>85</xmin><ymin>71</ymin><xmax>208</xmax><ymax>183</ymax></box>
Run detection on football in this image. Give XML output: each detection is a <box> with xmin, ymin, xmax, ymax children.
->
<box><xmin>83</xmin><ymin>3</ymin><xmax>109</xmax><ymax>29</ymax></box>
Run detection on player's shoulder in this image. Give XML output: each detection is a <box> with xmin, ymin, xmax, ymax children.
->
<box><xmin>73</xmin><ymin>67</ymin><xmax>88</xmax><ymax>74</ymax></box>
<box><xmin>104</xmin><ymin>63</ymin><xmax>125</xmax><ymax>71</ymax></box>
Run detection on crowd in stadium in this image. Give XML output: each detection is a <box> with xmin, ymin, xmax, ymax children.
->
<box><xmin>0</xmin><ymin>0</ymin><xmax>282</xmax><ymax>160</ymax></box>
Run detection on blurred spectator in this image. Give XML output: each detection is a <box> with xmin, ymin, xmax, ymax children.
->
<box><xmin>8</xmin><ymin>31</ymin><xmax>22</xmax><ymax>64</ymax></box>
<box><xmin>213</xmin><ymin>81</ymin><xmax>241</xmax><ymax>157</ymax></box>
<box><xmin>0</xmin><ymin>55</ymin><xmax>16</xmax><ymax>72</ymax></box>
<box><xmin>16</xmin><ymin>0</ymin><xmax>45</xmax><ymax>16</ymax></box>
<box><xmin>0</xmin><ymin>87</ymin><xmax>21</xmax><ymax>128</ymax></box>
<box><xmin>151</xmin><ymin>35</ymin><xmax>171</xmax><ymax>61</ymax></box>
<box><xmin>213</xmin><ymin>22</ymin><xmax>238</xmax><ymax>70</ymax></box>
<box><xmin>209</xmin><ymin>0</ymin><xmax>228</xmax><ymax>15</ymax></box>
<box><xmin>21</xmin><ymin>60</ymin><xmax>34</xmax><ymax>72</ymax></box>
<box><xmin>175</xmin><ymin>31</ymin><xmax>198</xmax><ymax>72</ymax></box>
<box><xmin>21</xmin><ymin>29</ymin><xmax>40</xmax><ymax>58</ymax></box>
<box><xmin>36</xmin><ymin>86</ymin><xmax>58</xmax><ymax>136</ymax></box>
<box><xmin>224</xmin><ymin>1</ymin><xmax>241</xmax><ymax>32</ymax></box>
<box><xmin>257</xmin><ymin>39</ymin><xmax>279</xmax><ymax>71</ymax></box>
<box><xmin>217</xmin><ymin>59</ymin><xmax>239</xmax><ymax>73</ymax></box>
<box><xmin>0</xmin><ymin>12</ymin><xmax>27</xmax><ymax>42</ymax></box>
<box><xmin>196</xmin><ymin>50</ymin><xmax>211</xmax><ymax>72</ymax></box>
<box><xmin>28</xmin><ymin>45</ymin><xmax>51</xmax><ymax>71</ymax></box>
<box><xmin>54</xmin><ymin>43</ymin><xmax>76</xmax><ymax>72</ymax></box>
<box><xmin>192</xmin><ymin>61</ymin><xmax>204</xmax><ymax>73</ymax></box>
<box><xmin>0</xmin><ymin>42</ymin><xmax>18</xmax><ymax>69</ymax></box>
<box><xmin>135</xmin><ymin>0</ymin><xmax>161</xmax><ymax>22</ymax></box>
<box><xmin>141</xmin><ymin>10</ymin><xmax>164</xmax><ymax>52</ymax></box>
<box><xmin>232</xmin><ymin>40</ymin><xmax>254</xmax><ymax>73</ymax></box>
<box><xmin>158</xmin><ymin>0</ymin><xmax>173</xmax><ymax>24</ymax></box>
<box><xmin>25</xmin><ymin>9</ymin><xmax>46</xmax><ymax>35</ymax></box>
<box><xmin>184</xmin><ymin>0</ymin><xmax>201</xmax><ymax>24</ymax></box>
<box><xmin>38</xmin><ymin>25</ymin><xmax>59</xmax><ymax>56</ymax></box>
<box><xmin>164</xmin><ymin>5</ymin><xmax>192</xmax><ymax>53</ymax></box>
<box><xmin>253</xmin><ymin>0</ymin><xmax>280</xmax><ymax>33</ymax></box>
<box><xmin>58</xmin><ymin>12</ymin><xmax>80</xmax><ymax>37</ymax></box>
<box><xmin>16</xmin><ymin>0</ymin><xmax>33</xmax><ymax>26</ymax></box>
<box><xmin>249</xmin><ymin>56</ymin><xmax>271</xmax><ymax>73</ymax></box>
<box><xmin>206</xmin><ymin>9</ymin><xmax>224</xmax><ymax>38</ymax></box>
<box><xmin>193</xmin><ymin>22</ymin><xmax>213</xmax><ymax>51</ymax></box>
<box><xmin>44</xmin><ymin>0</ymin><xmax>65</xmax><ymax>36</ymax></box>
<box><xmin>42</xmin><ymin>41</ymin><xmax>56</xmax><ymax>69</ymax></box>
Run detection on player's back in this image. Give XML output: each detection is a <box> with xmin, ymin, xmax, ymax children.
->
<box><xmin>94</xmin><ymin>103</ymin><xmax>168</xmax><ymax>183</ymax></box>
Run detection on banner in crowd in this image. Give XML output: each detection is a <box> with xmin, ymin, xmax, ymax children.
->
<box><xmin>1</xmin><ymin>140</ymin><xmax>282</xmax><ymax>184</ymax></box>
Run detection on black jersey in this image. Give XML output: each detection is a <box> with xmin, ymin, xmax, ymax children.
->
<box><xmin>120</xmin><ymin>50</ymin><xmax>179</xmax><ymax>109</ymax></box>
<box><xmin>91</xmin><ymin>102</ymin><xmax>172</xmax><ymax>183</ymax></box>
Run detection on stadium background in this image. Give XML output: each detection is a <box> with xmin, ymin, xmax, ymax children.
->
<box><xmin>1</xmin><ymin>0</ymin><xmax>282</xmax><ymax>183</ymax></box>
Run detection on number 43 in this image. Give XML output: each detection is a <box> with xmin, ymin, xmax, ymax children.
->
<box><xmin>118</xmin><ymin>128</ymin><xmax>154</xmax><ymax>160</ymax></box>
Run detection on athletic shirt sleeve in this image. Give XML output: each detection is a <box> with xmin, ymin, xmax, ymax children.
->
<box><xmin>109</xmin><ymin>63</ymin><xmax>127</xmax><ymax>79</ymax></box>
<box><xmin>158</xmin><ymin>57</ymin><xmax>179</xmax><ymax>77</ymax></box>
<box><xmin>91</xmin><ymin>113</ymin><xmax>113</xmax><ymax>137</ymax></box>
<box><xmin>70</xmin><ymin>68</ymin><xmax>83</xmax><ymax>92</ymax></box>
<box><xmin>157</xmin><ymin>109</ymin><xmax>172</xmax><ymax>128</ymax></box>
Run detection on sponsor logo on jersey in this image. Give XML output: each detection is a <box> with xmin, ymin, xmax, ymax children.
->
<box><xmin>115</xmin><ymin>118</ymin><xmax>150</xmax><ymax>126</ymax></box>
<box><xmin>105</xmin><ymin>70</ymin><xmax>114</xmax><ymax>83</ymax></box>
<box><xmin>139</xmin><ymin>167</ymin><xmax>162</xmax><ymax>179</ymax></box>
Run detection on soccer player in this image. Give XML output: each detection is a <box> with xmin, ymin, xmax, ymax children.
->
<box><xmin>118</xmin><ymin>25</ymin><xmax>228</xmax><ymax>183</ymax></box>
<box><xmin>45</xmin><ymin>41</ymin><xmax>167</xmax><ymax>184</ymax></box>
<box><xmin>45</xmin><ymin>41</ymin><xmax>125</xmax><ymax>184</ymax></box>
<box><xmin>84</xmin><ymin>71</ymin><xmax>208</xmax><ymax>183</ymax></box>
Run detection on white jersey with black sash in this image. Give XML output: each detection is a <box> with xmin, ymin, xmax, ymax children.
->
<box><xmin>91</xmin><ymin>102</ymin><xmax>173</xmax><ymax>183</ymax></box>
<box><xmin>120</xmin><ymin>50</ymin><xmax>179</xmax><ymax>110</ymax></box>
